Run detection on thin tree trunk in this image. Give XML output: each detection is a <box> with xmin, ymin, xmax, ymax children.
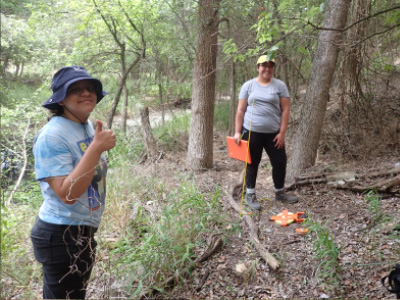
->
<box><xmin>19</xmin><ymin>63</ymin><xmax>24</xmax><ymax>78</ymax></box>
<box><xmin>107</xmin><ymin>58</ymin><xmax>139</xmax><ymax>129</ymax></box>
<box><xmin>140</xmin><ymin>107</ymin><xmax>158</xmax><ymax>162</ymax></box>
<box><xmin>287</xmin><ymin>0</ymin><xmax>351</xmax><ymax>184</ymax></box>
<box><xmin>186</xmin><ymin>0</ymin><xmax>220</xmax><ymax>170</ymax></box>
<box><xmin>6</xmin><ymin>118</ymin><xmax>30</xmax><ymax>206</ymax></box>
<box><xmin>122</xmin><ymin>84</ymin><xmax>128</xmax><ymax>133</ymax></box>
<box><xmin>159</xmin><ymin>83</ymin><xmax>165</xmax><ymax>125</ymax></box>
<box><xmin>14</xmin><ymin>63</ymin><xmax>20</xmax><ymax>79</ymax></box>
<box><xmin>229</xmin><ymin>60</ymin><xmax>236</xmax><ymax>136</ymax></box>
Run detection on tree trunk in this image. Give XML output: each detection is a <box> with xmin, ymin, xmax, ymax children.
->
<box><xmin>287</xmin><ymin>0</ymin><xmax>351</xmax><ymax>184</ymax></box>
<box><xmin>107</xmin><ymin>58</ymin><xmax>139</xmax><ymax>129</ymax></box>
<box><xmin>229</xmin><ymin>60</ymin><xmax>237</xmax><ymax>136</ymax></box>
<box><xmin>140</xmin><ymin>107</ymin><xmax>158</xmax><ymax>162</ymax></box>
<box><xmin>19</xmin><ymin>63</ymin><xmax>24</xmax><ymax>78</ymax></box>
<box><xmin>15</xmin><ymin>63</ymin><xmax>20</xmax><ymax>79</ymax></box>
<box><xmin>186</xmin><ymin>0</ymin><xmax>220</xmax><ymax>170</ymax></box>
<box><xmin>122</xmin><ymin>84</ymin><xmax>128</xmax><ymax>133</ymax></box>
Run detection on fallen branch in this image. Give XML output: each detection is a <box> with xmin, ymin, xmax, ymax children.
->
<box><xmin>195</xmin><ymin>233</ymin><xmax>223</xmax><ymax>264</ymax></box>
<box><xmin>139</xmin><ymin>233</ymin><xmax>223</xmax><ymax>299</ymax></box>
<box><xmin>195</xmin><ymin>269</ymin><xmax>210</xmax><ymax>291</ymax></box>
<box><xmin>227</xmin><ymin>172</ymin><xmax>280</xmax><ymax>270</ymax></box>
<box><xmin>288</xmin><ymin>168</ymin><xmax>400</xmax><ymax>195</ymax></box>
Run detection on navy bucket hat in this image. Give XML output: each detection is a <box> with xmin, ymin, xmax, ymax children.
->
<box><xmin>41</xmin><ymin>66</ymin><xmax>107</xmax><ymax>110</ymax></box>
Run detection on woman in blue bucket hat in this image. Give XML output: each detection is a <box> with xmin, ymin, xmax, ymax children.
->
<box><xmin>30</xmin><ymin>66</ymin><xmax>116</xmax><ymax>299</ymax></box>
<box><xmin>234</xmin><ymin>55</ymin><xmax>298</xmax><ymax>211</ymax></box>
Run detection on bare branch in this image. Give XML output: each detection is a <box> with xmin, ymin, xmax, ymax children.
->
<box><xmin>352</xmin><ymin>22</ymin><xmax>400</xmax><ymax>46</ymax></box>
<box><xmin>92</xmin><ymin>0</ymin><xmax>124</xmax><ymax>48</ymax></box>
<box><xmin>306</xmin><ymin>5</ymin><xmax>400</xmax><ymax>32</ymax></box>
<box><xmin>6</xmin><ymin>118</ymin><xmax>30</xmax><ymax>206</ymax></box>
<box><xmin>117</xmin><ymin>0</ymin><xmax>146</xmax><ymax>58</ymax></box>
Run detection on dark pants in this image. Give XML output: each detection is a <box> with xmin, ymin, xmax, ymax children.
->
<box><xmin>242</xmin><ymin>128</ymin><xmax>287</xmax><ymax>190</ymax></box>
<box><xmin>30</xmin><ymin>217</ymin><xmax>97</xmax><ymax>300</ymax></box>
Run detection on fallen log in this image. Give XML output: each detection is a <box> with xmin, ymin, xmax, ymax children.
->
<box><xmin>288</xmin><ymin>168</ymin><xmax>400</xmax><ymax>195</ymax></box>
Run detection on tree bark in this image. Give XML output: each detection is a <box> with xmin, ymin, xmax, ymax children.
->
<box><xmin>122</xmin><ymin>84</ymin><xmax>128</xmax><ymax>133</ymax></box>
<box><xmin>287</xmin><ymin>0</ymin><xmax>351</xmax><ymax>184</ymax></box>
<box><xmin>229</xmin><ymin>59</ymin><xmax>237</xmax><ymax>136</ymax></box>
<box><xmin>186</xmin><ymin>0</ymin><xmax>220</xmax><ymax>170</ymax></box>
<box><xmin>140</xmin><ymin>107</ymin><xmax>158</xmax><ymax>162</ymax></box>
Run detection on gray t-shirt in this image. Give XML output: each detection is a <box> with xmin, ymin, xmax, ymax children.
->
<box><xmin>239</xmin><ymin>78</ymin><xmax>290</xmax><ymax>133</ymax></box>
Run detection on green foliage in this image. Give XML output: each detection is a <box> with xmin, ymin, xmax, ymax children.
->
<box><xmin>107</xmin><ymin>133</ymin><xmax>145</xmax><ymax>168</ymax></box>
<box><xmin>307</xmin><ymin>218</ymin><xmax>342</xmax><ymax>292</ymax></box>
<box><xmin>112</xmin><ymin>182</ymin><xmax>225</xmax><ymax>297</ymax></box>
<box><xmin>154</xmin><ymin>112</ymin><xmax>191</xmax><ymax>151</ymax></box>
<box><xmin>1</xmin><ymin>13</ymin><xmax>34</xmax><ymax>74</ymax></box>
<box><xmin>364</xmin><ymin>190</ymin><xmax>384</xmax><ymax>222</ymax></box>
<box><xmin>1</xmin><ymin>0</ymin><xmax>31</xmax><ymax>17</ymax></box>
<box><xmin>9</xmin><ymin>182</ymin><xmax>43</xmax><ymax>208</ymax></box>
<box><xmin>214</xmin><ymin>100</ymin><xmax>230</xmax><ymax>131</ymax></box>
<box><xmin>1</xmin><ymin>194</ymin><xmax>42</xmax><ymax>299</ymax></box>
<box><xmin>1</xmin><ymin>201</ymin><xmax>18</xmax><ymax>257</ymax></box>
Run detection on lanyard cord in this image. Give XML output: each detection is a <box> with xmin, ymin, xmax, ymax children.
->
<box><xmin>239</xmin><ymin>99</ymin><xmax>254</xmax><ymax>219</ymax></box>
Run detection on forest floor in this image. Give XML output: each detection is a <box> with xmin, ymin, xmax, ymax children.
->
<box><xmin>144</xmin><ymin>133</ymin><xmax>400</xmax><ymax>300</ymax></box>
<box><xmin>143</xmin><ymin>81</ymin><xmax>400</xmax><ymax>299</ymax></box>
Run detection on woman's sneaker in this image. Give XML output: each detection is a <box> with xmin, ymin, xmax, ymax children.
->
<box><xmin>275</xmin><ymin>190</ymin><xmax>299</xmax><ymax>203</ymax></box>
<box><xmin>246</xmin><ymin>193</ymin><xmax>262</xmax><ymax>210</ymax></box>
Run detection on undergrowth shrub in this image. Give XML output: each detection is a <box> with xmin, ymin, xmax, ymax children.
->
<box><xmin>307</xmin><ymin>218</ymin><xmax>342</xmax><ymax>293</ymax></box>
<box><xmin>107</xmin><ymin>133</ymin><xmax>145</xmax><ymax>168</ymax></box>
<box><xmin>362</xmin><ymin>190</ymin><xmax>398</xmax><ymax>262</ymax></box>
<box><xmin>154</xmin><ymin>112</ymin><xmax>190</xmax><ymax>151</ymax></box>
<box><xmin>111</xmin><ymin>182</ymin><xmax>225</xmax><ymax>298</ymax></box>
<box><xmin>1</xmin><ymin>191</ymin><xmax>43</xmax><ymax>300</ymax></box>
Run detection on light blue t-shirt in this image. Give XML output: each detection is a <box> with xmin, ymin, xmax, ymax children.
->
<box><xmin>33</xmin><ymin>116</ymin><xmax>107</xmax><ymax>227</ymax></box>
<box><xmin>239</xmin><ymin>78</ymin><xmax>290</xmax><ymax>133</ymax></box>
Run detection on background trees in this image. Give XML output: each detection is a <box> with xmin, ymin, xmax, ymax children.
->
<box><xmin>1</xmin><ymin>0</ymin><xmax>399</xmax><ymax>181</ymax></box>
<box><xmin>1</xmin><ymin>0</ymin><xmax>400</xmax><ymax>298</ymax></box>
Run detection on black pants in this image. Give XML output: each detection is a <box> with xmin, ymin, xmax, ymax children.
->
<box><xmin>242</xmin><ymin>128</ymin><xmax>287</xmax><ymax>190</ymax></box>
<box><xmin>30</xmin><ymin>217</ymin><xmax>97</xmax><ymax>299</ymax></box>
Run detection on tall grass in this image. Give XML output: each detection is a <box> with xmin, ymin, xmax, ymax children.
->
<box><xmin>361</xmin><ymin>190</ymin><xmax>398</xmax><ymax>262</ymax></box>
<box><xmin>307</xmin><ymin>218</ymin><xmax>342</xmax><ymax>293</ymax></box>
<box><xmin>109</xmin><ymin>181</ymin><xmax>225</xmax><ymax>297</ymax></box>
<box><xmin>1</xmin><ymin>82</ymin><xmax>233</xmax><ymax>298</ymax></box>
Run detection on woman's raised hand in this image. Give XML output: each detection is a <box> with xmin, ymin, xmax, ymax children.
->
<box><xmin>93</xmin><ymin>120</ymin><xmax>116</xmax><ymax>152</ymax></box>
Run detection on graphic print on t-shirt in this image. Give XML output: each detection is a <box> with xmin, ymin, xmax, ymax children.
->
<box><xmin>77</xmin><ymin>137</ymin><xmax>107</xmax><ymax>211</ymax></box>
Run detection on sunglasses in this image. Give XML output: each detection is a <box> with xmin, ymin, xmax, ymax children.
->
<box><xmin>258</xmin><ymin>62</ymin><xmax>275</xmax><ymax>68</ymax></box>
<box><xmin>67</xmin><ymin>85</ymin><xmax>96</xmax><ymax>95</ymax></box>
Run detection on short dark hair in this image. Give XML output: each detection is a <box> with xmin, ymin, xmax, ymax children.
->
<box><xmin>48</xmin><ymin>104</ymin><xmax>64</xmax><ymax>121</ymax></box>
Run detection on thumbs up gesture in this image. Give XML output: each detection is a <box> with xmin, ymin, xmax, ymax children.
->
<box><xmin>93</xmin><ymin>120</ymin><xmax>116</xmax><ymax>152</ymax></box>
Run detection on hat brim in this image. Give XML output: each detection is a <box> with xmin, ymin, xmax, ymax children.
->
<box><xmin>42</xmin><ymin>77</ymin><xmax>106</xmax><ymax>110</ymax></box>
<box><xmin>257</xmin><ymin>59</ymin><xmax>276</xmax><ymax>65</ymax></box>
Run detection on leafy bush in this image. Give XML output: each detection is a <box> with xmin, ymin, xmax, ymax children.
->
<box><xmin>106</xmin><ymin>133</ymin><xmax>145</xmax><ymax>169</ymax></box>
<box><xmin>154</xmin><ymin>112</ymin><xmax>191</xmax><ymax>152</ymax></box>
<box><xmin>111</xmin><ymin>182</ymin><xmax>224</xmax><ymax>297</ymax></box>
